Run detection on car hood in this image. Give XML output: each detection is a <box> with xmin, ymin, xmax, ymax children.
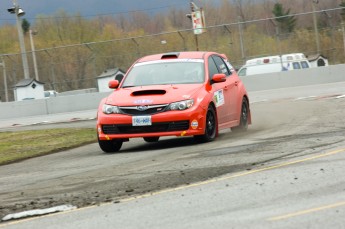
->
<box><xmin>105</xmin><ymin>84</ymin><xmax>204</xmax><ymax>106</ymax></box>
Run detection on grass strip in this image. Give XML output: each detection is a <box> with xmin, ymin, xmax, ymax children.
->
<box><xmin>0</xmin><ymin>128</ymin><xmax>97</xmax><ymax>165</ymax></box>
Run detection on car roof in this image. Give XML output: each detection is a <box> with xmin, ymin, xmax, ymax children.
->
<box><xmin>137</xmin><ymin>51</ymin><xmax>213</xmax><ymax>63</ymax></box>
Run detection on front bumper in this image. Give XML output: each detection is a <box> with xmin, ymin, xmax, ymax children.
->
<box><xmin>97</xmin><ymin>106</ymin><xmax>207</xmax><ymax>140</ymax></box>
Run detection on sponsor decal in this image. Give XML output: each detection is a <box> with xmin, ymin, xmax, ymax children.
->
<box><xmin>214</xmin><ymin>89</ymin><xmax>225</xmax><ymax>107</ymax></box>
<box><xmin>191</xmin><ymin>120</ymin><xmax>198</xmax><ymax>129</ymax></box>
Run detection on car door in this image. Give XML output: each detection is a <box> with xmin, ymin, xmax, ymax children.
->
<box><xmin>208</xmin><ymin>55</ymin><xmax>238</xmax><ymax>123</ymax></box>
<box><xmin>208</xmin><ymin>55</ymin><xmax>238</xmax><ymax>124</ymax></box>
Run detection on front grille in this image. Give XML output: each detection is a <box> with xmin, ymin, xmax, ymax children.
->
<box><xmin>102</xmin><ymin>121</ymin><xmax>189</xmax><ymax>134</ymax></box>
<box><xmin>119</xmin><ymin>104</ymin><xmax>168</xmax><ymax>115</ymax></box>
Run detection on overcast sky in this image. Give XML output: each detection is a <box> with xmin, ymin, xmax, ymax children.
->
<box><xmin>1</xmin><ymin>0</ymin><xmax>198</xmax><ymax>25</ymax></box>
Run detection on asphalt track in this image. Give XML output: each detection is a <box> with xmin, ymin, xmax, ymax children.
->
<box><xmin>0</xmin><ymin>81</ymin><xmax>345</xmax><ymax>228</ymax></box>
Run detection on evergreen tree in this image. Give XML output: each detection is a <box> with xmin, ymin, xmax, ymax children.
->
<box><xmin>272</xmin><ymin>3</ymin><xmax>296</xmax><ymax>34</ymax></box>
<box><xmin>21</xmin><ymin>18</ymin><xmax>30</xmax><ymax>34</ymax></box>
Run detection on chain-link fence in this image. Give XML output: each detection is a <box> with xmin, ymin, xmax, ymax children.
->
<box><xmin>1</xmin><ymin>7</ymin><xmax>345</xmax><ymax>102</ymax></box>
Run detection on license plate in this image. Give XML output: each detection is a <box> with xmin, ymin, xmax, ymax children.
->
<box><xmin>132</xmin><ymin>116</ymin><xmax>152</xmax><ymax>126</ymax></box>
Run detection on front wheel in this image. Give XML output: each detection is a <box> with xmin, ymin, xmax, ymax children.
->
<box><xmin>98</xmin><ymin>138</ymin><xmax>123</xmax><ymax>153</ymax></box>
<box><xmin>231</xmin><ymin>98</ymin><xmax>249</xmax><ymax>132</ymax></box>
<box><xmin>194</xmin><ymin>106</ymin><xmax>217</xmax><ymax>143</ymax></box>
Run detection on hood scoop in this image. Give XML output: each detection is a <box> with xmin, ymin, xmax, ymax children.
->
<box><xmin>132</xmin><ymin>89</ymin><xmax>166</xmax><ymax>96</ymax></box>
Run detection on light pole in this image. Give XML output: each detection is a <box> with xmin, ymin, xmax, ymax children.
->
<box><xmin>8</xmin><ymin>0</ymin><xmax>30</xmax><ymax>80</ymax></box>
<box><xmin>29</xmin><ymin>29</ymin><xmax>39</xmax><ymax>81</ymax></box>
<box><xmin>312</xmin><ymin>0</ymin><xmax>321</xmax><ymax>54</ymax></box>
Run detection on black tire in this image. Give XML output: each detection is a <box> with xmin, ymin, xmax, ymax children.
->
<box><xmin>231</xmin><ymin>98</ymin><xmax>249</xmax><ymax>132</ymax></box>
<box><xmin>143</xmin><ymin>137</ymin><xmax>160</xmax><ymax>143</ymax></box>
<box><xmin>194</xmin><ymin>106</ymin><xmax>217</xmax><ymax>142</ymax></box>
<box><xmin>98</xmin><ymin>138</ymin><xmax>123</xmax><ymax>153</ymax></box>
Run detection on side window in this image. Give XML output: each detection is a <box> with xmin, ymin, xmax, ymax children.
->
<box><xmin>208</xmin><ymin>57</ymin><xmax>219</xmax><ymax>79</ymax></box>
<box><xmin>212</xmin><ymin>55</ymin><xmax>231</xmax><ymax>76</ymax></box>
<box><xmin>292</xmin><ymin>62</ymin><xmax>301</xmax><ymax>69</ymax></box>
<box><xmin>301</xmin><ymin>61</ymin><xmax>309</xmax><ymax>69</ymax></box>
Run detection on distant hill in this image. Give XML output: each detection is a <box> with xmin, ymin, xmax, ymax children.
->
<box><xmin>0</xmin><ymin>0</ymin><xmax>195</xmax><ymax>25</ymax></box>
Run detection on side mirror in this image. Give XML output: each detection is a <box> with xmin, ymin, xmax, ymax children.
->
<box><xmin>108</xmin><ymin>80</ymin><xmax>119</xmax><ymax>89</ymax></box>
<box><xmin>212</xmin><ymin>73</ymin><xmax>226</xmax><ymax>84</ymax></box>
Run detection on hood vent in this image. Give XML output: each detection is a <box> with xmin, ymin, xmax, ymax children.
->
<box><xmin>161</xmin><ymin>52</ymin><xmax>180</xmax><ymax>59</ymax></box>
<box><xmin>132</xmin><ymin>90</ymin><xmax>166</xmax><ymax>96</ymax></box>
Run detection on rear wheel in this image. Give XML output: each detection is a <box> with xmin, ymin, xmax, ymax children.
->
<box><xmin>98</xmin><ymin>138</ymin><xmax>123</xmax><ymax>153</ymax></box>
<box><xmin>231</xmin><ymin>98</ymin><xmax>249</xmax><ymax>132</ymax></box>
<box><xmin>194</xmin><ymin>106</ymin><xmax>217</xmax><ymax>142</ymax></box>
<box><xmin>143</xmin><ymin>137</ymin><xmax>160</xmax><ymax>143</ymax></box>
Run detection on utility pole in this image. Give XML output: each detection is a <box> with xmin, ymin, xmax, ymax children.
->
<box><xmin>312</xmin><ymin>0</ymin><xmax>321</xmax><ymax>54</ymax></box>
<box><xmin>30</xmin><ymin>30</ymin><xmax>39</xmax><ymax>81</ymax></box>
<box><xmin>323</xmin><ymin>11</ymin><xmax>335</xmax><ymax>63</ymax></box>
<box><xmin>187</xmin><ymin>1</ymin><xmax>205</xmax><ymax>51</ymax></box>
<box><xmin>190</xmin><ymin>1</ymin><xmax>199</xmax><ymax>51</ymax></box>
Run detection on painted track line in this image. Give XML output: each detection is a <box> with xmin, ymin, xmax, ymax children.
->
<box><xmin>2</xmin><ymin>147</ymin><xmax>345</xmax><ymax>227</ymax></box>
<box><xmin>268</xmin><ymin>201</ymin><xmax>345</xmax><ymax>221</ymax></box>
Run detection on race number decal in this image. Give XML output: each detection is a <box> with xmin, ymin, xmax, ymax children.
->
<box><xmin>214</xmin><ymin>89</ymin><xmax>225</xmax><ymax>107</ymax></box>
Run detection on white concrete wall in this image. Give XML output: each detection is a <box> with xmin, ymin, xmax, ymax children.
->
<box><xmin>0</xmin><ymin>92</ymin><xmax>111</xmax><ymax>119</ymax></box>
<box><xmin>0</xmin><ymin>64</ymin><xmax>344</xmax><ymax>120</ymax></box>
<box><xmin>240</xmin><ymin>64</ymin><xmax>345</xmax><ymax>91</ymax></box>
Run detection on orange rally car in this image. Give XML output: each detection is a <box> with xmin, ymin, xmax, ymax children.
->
<box><xmin>97</xmin><ymin>51</ymin><xmax>251</xmax><ymax>152</ymax></box>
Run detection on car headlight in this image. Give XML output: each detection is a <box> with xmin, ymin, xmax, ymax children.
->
<box><xmin>102</xmin><ymin>104</ymin><xmax>121</xmax><ymax>114</ymax></box>
<box><xmin>168</xmin><ymin>99</ymin><xmax>194</xmax><ymax>111</ymax></box>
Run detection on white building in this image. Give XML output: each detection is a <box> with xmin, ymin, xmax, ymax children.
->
<box><xmin>13</xmin><ymin>78</ymin><xmax>45</xmax><ymax>101</ymax></box>
<box><xmin>96</xmin><ymin>68</ymin><xmax>125</xmax><ymax>92</ymax></box>
<box><xmin>307</xmin><ymin>54</ymin><xmax>329</xmax><ymax>67</ymax></box>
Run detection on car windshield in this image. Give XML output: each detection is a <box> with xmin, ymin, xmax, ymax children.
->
<box><xmin>122</xmin><ymin>60</ymin><xmax>205</xmax><ymax>87</ymax></box>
